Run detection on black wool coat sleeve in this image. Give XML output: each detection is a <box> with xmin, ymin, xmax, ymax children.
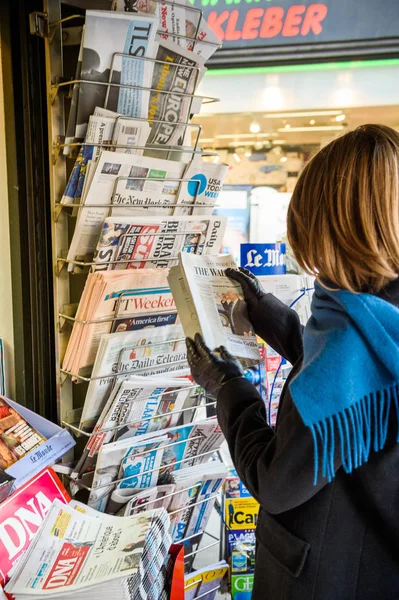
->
<box><xmin>216</xmin><ymin>291</ymin><xmax>399</xmax><ymax>600</ymax></box>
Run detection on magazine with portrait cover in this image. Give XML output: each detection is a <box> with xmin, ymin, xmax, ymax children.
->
<box><xmin>62</xmin><ymin>269</ymin><xmax>176</xmax><ymax>375</ymax></box>
<box><xmin>66</xmin><ymin>151</ymin><xmax>186</xmax><ymax>267</ymax></box>
<box><xmin>75</xmin><ymin>10</ymin><xmax>158</xmax><ymax>140</ymax></box>
<box><xmin>112</xmin><ymin>0</ymin><xmax>221</xmax><ymax>61</ymax></box>
<box><xmin>168</xmin><ymin>253</ymin><xmax>261</xmax><ymax>367</ymax></box>
<box><xmin>72</xmin><ymin>374</ymin><xmax>192</xmax><ymax>478</ymax></box>
<box><xmin>79</xmin><ymin>324</ymin><xmax>187</xmax><ymax>431</ymax></box>
<box><xmin>5</xmin><ymin>499</ymin><xmax>170</xmax><ymax>599</ymax></box>
<box><xmin>93</xmin><ymin>215</ymin><xmax>226</xmax><ymax>270</ymax></box>
<box><xmin>87</xmin><ymin>419</ymin><xmax>223</xmax><ymax>512</ymax></box>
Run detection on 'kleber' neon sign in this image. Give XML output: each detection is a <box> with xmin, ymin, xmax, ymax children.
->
<box><xmin>207</xmin><ymin>3</ymin><xmax>328</xmax><ymax>42</ymax></box>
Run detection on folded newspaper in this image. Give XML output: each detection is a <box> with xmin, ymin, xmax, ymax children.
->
<box><xmin>93</xmin><ymin>215</ymin><xmax>226</xmax><ymax>270</ymax></box>
<box><xmin>184</xmin><ymin>561</ymin><xmax>229</xmax><ymax>600</ymax></box>
<box><xmin>73</xmin><ymin>374</ymin><xmax>192</xmax><ymax>478</ymax></box>
<box><xmin>168</xmin><ymin>253</ymin><xmax>261</xmax><ymax>367</ymax></box>
<box><xmin>86</xmin><ymin>419</ymin><xmax>224</xmax><ymax>512</ymax></box>
<box><xmin>75</xmin><ymin>10</ymin><xmax>158</xmax><ymax>140</ymax></box>
<box><xmin>5</xmin><ymin>500</ymin><xmax>171</xmax><ymax>599</ymax></box>
<box><xmin>62</xmin><ymin>269</ymin><xmax>176</xmax><ymax>375</ymax></box>
<box><xmin>112</xmin><ymin>0</ymin><xmax>221</xmax><ymax>61</ymax></box>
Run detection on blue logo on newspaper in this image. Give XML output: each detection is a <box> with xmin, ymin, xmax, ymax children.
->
<box><xmin>187</xmin><ymin>173</ymin><xmax>207</xmax><ymax>197</ymax></box>
<box><xmin>240</xmin><ymin>243</ymin><xmax>286</xmax><ymax>276</ymax></box>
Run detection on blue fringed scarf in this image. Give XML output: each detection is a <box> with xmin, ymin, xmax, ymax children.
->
<box><xmin>290</xmin><ymin>280</ymin><xmax>399</xmax><ymax>484</ymax></box>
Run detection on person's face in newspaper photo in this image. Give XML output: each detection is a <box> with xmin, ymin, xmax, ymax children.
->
<box><xmin>185</xmin><ymin>19</ymin><xmax>197</xmax><ymax>39</ymax></box>
<box><xmin>136</xmin><ymin>0</ymin><xmax>157</xmax><ymax>14</ymax></box>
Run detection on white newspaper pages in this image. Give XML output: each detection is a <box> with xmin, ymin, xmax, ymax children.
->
<box><xmin>87</xmin><ymin>419</ymin><xmax>223</xmax><ymax>512</ymax></box>
<box><xmin>175</xmin><ymin>159</ymin><xmax>229</xmax><ymax>215</ymax></box>
<box><xmin>75</xmin><ymin>11</ymin><xmax>158</xmax><ymax>139</ymax></box>
<box><xmin>73</xmin><ymin>374</ymin><xmax>192</xmax><ymax>478</ymax></box>
<box><xmin>112</xmin><ymin>0</ymin><xmax>221</xmax><ymax>61</ymax></box>
<box><xmin>168</xmin><ymin>253</ymin><xmax>261</xmax><ymax>367</ymax></box>
<box><xmin>6</xmin><ymin>500</ymin><xmax>170</xmax><ymax>599</ymax></box>
<box><xmin>79</xmin><ymin>323</ymin><xmax>187</xmax><ymax>431</ymax></box>
<box><xmin>93</xmin><ymin>215</ymin><xmax>226</xmax><ymax>270</ymax></box>
<box><xmin>62</xmin><ymin>269</ymin><xmax>176</xmax><ymax>375</ymax></box>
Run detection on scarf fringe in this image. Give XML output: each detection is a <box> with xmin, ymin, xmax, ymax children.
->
<box><xmin>309</xmin><ymin>383</ymin><xmax>399</xmax><ymax>485</ymax></box>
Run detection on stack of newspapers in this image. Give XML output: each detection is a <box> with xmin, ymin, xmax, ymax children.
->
<box><xmin>42</xmin><ymin>3</ymin><xmax>239</xmax><ymax>598</ymax></box>
<box><xmin>61</xmin><ymin>6</ymin><xmax>228</xmax><ymax>271</ymax></box>
<box><xmin>5</xmin><ymin>500</ymin><xmax>171</xmax><ymax>600</ymax></box>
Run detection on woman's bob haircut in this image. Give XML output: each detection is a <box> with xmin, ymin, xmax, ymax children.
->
<box><xmin>287</xmin><ymin>124</ymin><xmax>399</xmax><ymax>293</ymax></box>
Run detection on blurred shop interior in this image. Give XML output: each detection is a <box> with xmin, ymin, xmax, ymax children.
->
<box><xmin>190</xmin><ymin>60</ymin><xmax>399</xmax><ymax>266</ymax></box>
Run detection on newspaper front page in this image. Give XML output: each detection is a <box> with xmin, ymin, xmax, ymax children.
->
<box><xmin>93</xmin><ymin>215</ymin><xmax>226</xmax><ymax>270</ymax></box>
<box><xmin>79</xmin><ymin>324</ymin><xmax>187</xmax><ymax>431</ymax></box>
<box><xmin>6</xmin><ymin>500</ymin><xmax>169</xmax><ymax>597</ymax></box>
<box><xmin>174</xmin><ymin>159</ymin><xmax>229</xmax><ymax>215</ymax></box>
<box><xmin>87</xmin><ymin>419</ymin><xmax>223</xmax><ymax>512</ymax></box>
<box><xmin>169</xmin><ymin>253</ymin><xmax>261</xmax><ymax>366</ymax></box>
<box><xmin>75</xmin><ymin>11</ymin><xmax>158</xmax><ymax>139</ymax></box>
<box><xmin>146</xmin><ymin>41</ymin><xmax>206</xmax><ymax>147</ymax></box>
<box><xmin>67</xmin><ymin>152</ymin><xmax>186</xmax><ymax>266</ymax></box>
<box><xmin>112</xmin><ymin>0</ymin><xmax>221</xmax><ymax>61</ymax></box>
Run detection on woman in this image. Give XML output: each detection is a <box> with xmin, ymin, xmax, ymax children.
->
<box><xmin>186</xmin><ymin>124</ymin><xmax>399</xmax><ymax>600</ymax></box>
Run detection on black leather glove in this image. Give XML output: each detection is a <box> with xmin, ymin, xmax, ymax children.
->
<box><xmin>186</xmin><ymin>333</ymin><xmax>245</xmax><ymax>398</ymax></box>
<box><xmin>225</xmin><ymin>267</ymin><xmax>266</xmax><ymax>315</ymax></box>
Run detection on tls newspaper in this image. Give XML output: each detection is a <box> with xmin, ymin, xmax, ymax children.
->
<box><xmin>168</xmin><ymin>253</ymin><xmax>261</xmax><ymax>367</ymax></box>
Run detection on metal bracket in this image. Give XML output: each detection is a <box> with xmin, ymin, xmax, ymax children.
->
<box><xmin>29</xmin><ymin>12</ymin><xmax>49</xmax><ymax>38</ymax></box>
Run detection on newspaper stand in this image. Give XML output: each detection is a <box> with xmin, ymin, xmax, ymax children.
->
<box><xmin>38</xmin><ymin>1</ymin><xmax>226</xmax><ymax>597</ymax></box>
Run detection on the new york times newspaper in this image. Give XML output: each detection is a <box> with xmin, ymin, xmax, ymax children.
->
<box><xmin>147</xmin><ymin>41</ymin><xmax>206</xmax><ymax>147</ymax></box>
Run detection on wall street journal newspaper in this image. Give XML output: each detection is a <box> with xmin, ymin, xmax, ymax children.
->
<box><xmin>5</xmin><ymin>500</ymin><xmax>170</xmax><ymax>598</ymax></box>
<box><xmin>168</xmin><ymin>253</ymin><xmax>261</xmax><ymax>367</ymax></box>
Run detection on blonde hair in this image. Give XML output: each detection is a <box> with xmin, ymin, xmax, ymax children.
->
<box><xmin>287</xmin><ymin>124</ymin><xmax>399</xmax><ymax>293</ymax></box>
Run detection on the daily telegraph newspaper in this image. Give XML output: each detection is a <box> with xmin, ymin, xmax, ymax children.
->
<box><xmin>0</xmin><ymin>396</ymin><xmax>46</xmax><ymax>470</ymax></box>
<box><xmin>168</xmin><ymin>253</ymin><xmax>261</xmax><ymax>367</ymax></box>
<box><xmin>112</xmin><ymin>0</ymin><xmax>221</xmax><ymax>61</ymax></box>
<box><xmin>86</xmin><ymin>419</ymin><xmax>223</xmax><ymax>512</ymax></box>
<box><xmin>66</xmin><ymin>151</ymin><xmax>186</xmax><ymax>266</ymax></box>
<box><xmin>75</xmin><ymin>10</ymin><xmax>158</xmax><ymax>140</ymax></box>
<box><xmin>62</xmin><ymin>269</ymin><xmax>176</xmax><ymax>375</ymax></box>
<box><xmin>93</xmin><ymin>215</ymin><xmax>226</xmax><ymax>270</ymax></box>
<box><xmin>73</xmin><ymin>374</ymin><xmax>192</xmax><ymax>478</ymax></box>
<box><xmin>79</xmin><ymin>324</ymin><xmax>187</xmax><ymax>431</ymax></box>
<box><xmin>62</xmin><ymin>110</ymin><xmax>151</xmax><ymax>204</ymax></box>
<box><xmin>146</xmin><ymin>41</ymin><xmax>206</xmax><ymax>147</ymax></box>
<box><xmin>5</xmin><ymin>500</ymin><xmax>171</xmax><ymax>599</ymax></box>
<box><xmin>175</xmin><ymin>159</ymin><xmax>229</xmax><ymax>216</ymax></box>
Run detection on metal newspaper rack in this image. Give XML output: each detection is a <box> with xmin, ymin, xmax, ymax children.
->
<box><xmin>41</xmin><ymin>0</ymin><xmax>225</xmax><ymax>585</ymax></box>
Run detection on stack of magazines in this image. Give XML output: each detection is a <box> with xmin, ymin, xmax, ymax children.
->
<box><xmin>5</xmin><ymin>500</ymin><xmax>171</xmax><ymax>600</ymax></box>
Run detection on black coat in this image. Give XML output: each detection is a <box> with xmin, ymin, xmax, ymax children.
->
<box><xmin>217</xmin><ymin>282</ymin><xmax>399</xmax><ymax>600</ymax></box>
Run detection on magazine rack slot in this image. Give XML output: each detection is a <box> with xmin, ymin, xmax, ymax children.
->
<box><xmin>42</xmin><ymin>2</ymin><xmax>227</xmax><ymax>590</ymax></box>
<box><xmin>63</xmin><ymin>398</ymin><xmax>216</xmax><ymax>438</ymax></box>
<box><xmin>51</xmin><ymin>76</ymin><xmax>219</xmax><ymax>106</ymax></box>
<box><xmin>72</xmin><ymin>446</ymin><xmax>218</xmax><ymax>492</ymax></box>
